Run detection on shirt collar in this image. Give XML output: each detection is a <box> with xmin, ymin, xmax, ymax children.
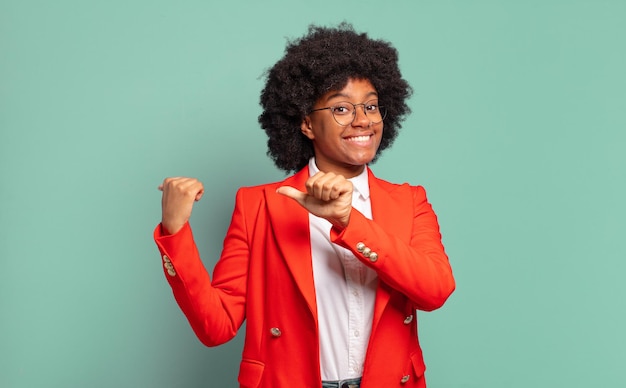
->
<box><xmin>307</xmin><ymin>157</ymin><xmax>370</xmax><ymax>201</ymax></box>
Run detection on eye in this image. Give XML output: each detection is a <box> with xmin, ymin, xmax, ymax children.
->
<box><xmin>331</xmin><ymin>103</ymin><xmax>353</xmax><ymax>116</ymax></box>
<box><xmin>365</xmin><ymin>101</ymin><xmax>379</xmax><ymax>112</ymax></box>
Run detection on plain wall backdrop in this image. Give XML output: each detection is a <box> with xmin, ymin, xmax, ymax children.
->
<box><xmin>1</xmin><ymin>1</ymin><xmax>625</xmax><ymax>387</ymax></box>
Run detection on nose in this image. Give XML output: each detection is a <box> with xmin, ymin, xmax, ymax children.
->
<box><xmin>352</xmin><ymin>103</ymin><xmax>370</xmax><ymax>127</ymax></box>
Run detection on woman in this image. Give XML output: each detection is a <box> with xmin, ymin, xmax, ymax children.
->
<box><xmin>155</xmin><ymin>23</ymin><xmax>455</xmax><ymax>388</ymax></box>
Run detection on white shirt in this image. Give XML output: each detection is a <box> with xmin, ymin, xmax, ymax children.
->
<box><xmin>308</xmin><ymin>158</ymin><xmax>378</xmax><ymax>380</ymax></box>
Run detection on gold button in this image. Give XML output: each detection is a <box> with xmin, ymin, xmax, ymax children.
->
<box><xmin>401</xmin><ymin>375</ymin><xmax>410</xmax><ymax>383</ymax></box>
<box><xmin>356</xmin><ymin>242</ymin><xmax>365</xmax><ymax>252</ymax></box>
<box><xmin>404</xmin><ymin>315</ymin><xmax>414</xmax><ymax>324</ymax></box>
<box><xmin>167</xmin><ymin>268</ymin><xmax>176</xmax><ymax>277</ymax></box>
<box><xmin>369</xmin><ymin>252</ymin><xmax>378</xmax><ymax>262</ymax></box>
<box><xmin>164</xmin><ymin>262</ymin><xmax>174</xmax><ymax>270</ymax></box>
<box><xmin>270</xmin><ymin>327</ymin><xmax>281</xmax><ymax>337</ymax></box>
<box><xmin>362</xmin><ymin>247</ymin><xmax>371</xmax><ymax>257</ymax></box>
<box><xmin>162</xmin><ymin>255</ymin><xmax>171</xmax><ymax>263</ymax></box>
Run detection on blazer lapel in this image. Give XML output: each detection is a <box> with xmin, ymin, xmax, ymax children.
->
<box><xmin>368</xmin><ymin>169</ymin><xmax>413</xmax><ymax>333</ymax></box>
<box><xmin>265</xmin><ymin>168</ymin><xmax>318</xmax><ymax>321</ymax></box>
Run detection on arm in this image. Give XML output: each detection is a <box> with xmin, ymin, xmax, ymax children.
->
<box><xmin>277</xmin><ymin>173</ymin><xmax>454</xmax><ymax>311</ymax></box>
<box><xmin>331</xmin><ymin>185</ymin><xmax>455</xmax><ymax>311</ymax></box>
<box><xmin>155</xmin><ymin>179</ymin><xmax>249</xmax><ymax>346</ymax></box>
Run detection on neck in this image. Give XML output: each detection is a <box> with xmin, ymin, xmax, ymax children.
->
<box><xmin>314</xmin><ymin>161</ymin><xmax>365</xmax><ymax>178</ymax></box>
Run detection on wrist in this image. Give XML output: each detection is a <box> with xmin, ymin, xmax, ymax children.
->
<box><xmin>161</xmin><ymin>220</ymin><xmax>184</xmax><ymax>235</ymax></box>
<box><xmin>329</xmin><ymin>213</ymin><xmax>350</xmax><ymax>231</ymax></box>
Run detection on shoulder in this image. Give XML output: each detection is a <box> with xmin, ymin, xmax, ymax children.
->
<box><xmin>368</xmin><ymin>168</ymin><xmax>427</xmax><ymax>200</ymax></box>
<box><xmin>235</xmin><ymin>166</ymin><xmax>308</xmax><ymax>200</ymax></box>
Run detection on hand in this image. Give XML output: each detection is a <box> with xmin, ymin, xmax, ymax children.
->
<box><xmin>158</xmin><ymin>177</ymin><xmax>204</xmax><ymax>235</ymax></box>
<box><xmin>276</xmin><ymin>171</ymin><xmax>353</xmax><ymax>230</ymax></box>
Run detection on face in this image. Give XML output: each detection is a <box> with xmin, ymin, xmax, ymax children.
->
<box><xmin>301</xmin><ymin>78</ymin><xmax>383</xmax><ymax>178</ymax></box>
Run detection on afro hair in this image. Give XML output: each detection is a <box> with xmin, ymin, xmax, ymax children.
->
<box><xmin>259</xmin><ymin>23</ymin><xmax>413</xmax><ymax>173</ymax></box>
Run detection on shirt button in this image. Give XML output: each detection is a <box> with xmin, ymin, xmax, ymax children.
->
<box><xmin>270</xmin><ymin>327</ymin><xmax>282</xmax><ymax>337</ymax></box>
<box><xmin>354</xmin><ymin>330</ymin><xmax>360</xmax><ymax>337</ymax></box>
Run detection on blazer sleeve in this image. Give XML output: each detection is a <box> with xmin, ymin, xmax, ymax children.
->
<box><xmin>153</xmin><ymin>189</ymin><xmax>250</xmax><ymax>347</ymax></box>
<box><xmin>331</xmin><ymin>185</ymin><xmax>455</xmax><ymax>311</ymax></box>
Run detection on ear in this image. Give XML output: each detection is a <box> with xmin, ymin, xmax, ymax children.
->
<box><xmin>300</xmin><ymin>116</ymin><xmax>315</xmax><ymax>140</ymax></box>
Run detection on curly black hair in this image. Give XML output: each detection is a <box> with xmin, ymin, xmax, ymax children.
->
<box><xmin>259</xmin><ymin>23</ymin><xmax>413</xmax><ymax>173</ymax></box>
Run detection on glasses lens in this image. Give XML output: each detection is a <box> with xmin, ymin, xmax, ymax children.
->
<box><xmin>329</xmin><ymin>100</ymin><xmax>387</xmax><ymax>126</ymax></box>
<box><xmin>331</xmin><ymin>102</ymin><xmax>355</xmax><ymax>126</ymax></box>
<box><xmin>365</xmin><ymin>100</ymin><xmax>385</xmax><ymax>124</ymax></box>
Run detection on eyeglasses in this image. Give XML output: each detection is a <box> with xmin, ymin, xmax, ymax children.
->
<box><xmin>310</xmin><ymin>99</ymin><xmax>386</xmax><ymax>126</ymax></box>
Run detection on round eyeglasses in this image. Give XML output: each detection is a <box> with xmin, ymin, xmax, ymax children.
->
<box><xmin>310</xmin><ymin>100</ymin><xmax>386</xmax><ymax>126</ymax></box>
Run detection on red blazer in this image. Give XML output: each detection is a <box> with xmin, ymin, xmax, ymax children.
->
<box><xmin>154</xmin><ymin>167</ymin><xmax>455</xmax><ymax>388</ymax></box>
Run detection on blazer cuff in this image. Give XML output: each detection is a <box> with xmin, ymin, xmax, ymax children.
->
<box><xmin>330</xmin><ymin>209</ymin><xmax>384</xmax><ymax>268</ymax></box>
<box><xmin>154</xmin><ymin>221</ymin><xmax>207</xmax><ymax>282</ymax></box>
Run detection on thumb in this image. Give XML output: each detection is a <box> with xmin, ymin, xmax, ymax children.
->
<box><xmin>276</xmin><ymin>186</ymin><xmax>308</xmax><ymax>204</ymax></box>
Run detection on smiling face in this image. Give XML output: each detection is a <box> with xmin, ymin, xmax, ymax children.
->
<box><xmin>301</xmin><ymin>78</ymin><xmax>383</xmax><ymax>178</ymax></box>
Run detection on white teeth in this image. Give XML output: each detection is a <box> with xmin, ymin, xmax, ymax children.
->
<box><xmin>346</xmin><ymin>135</ymin><xmax>370</xmax><ymax>142</ymax></box>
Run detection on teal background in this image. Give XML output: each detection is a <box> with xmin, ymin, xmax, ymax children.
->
<box><xmin>1</xmin><ymin>0</ymin><xmax>625</xmax><ymax>387</ymax></box>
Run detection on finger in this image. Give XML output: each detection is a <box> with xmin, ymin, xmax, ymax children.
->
<box><xmin>164</xmin><ymin>178</ymin><xmax>204</xmax><ymax>198</ymax></box>
<box><xmin>323</xmin><ymin>175</ymin><xmax>346</xmax><ymax>200</ymax></box>
<box><xmin>304</xmin><ymin>172</ymin><xmax>322</xmax><ymax>197</ymax></box>
<box><xmin>158</xmin><ymin>184</ymin><xmax>164</xmax><ymax>191</ymax></box>
<box><xmin>308</xmin><ymin>172</ymin><xmax>348</xmax><ymax>201</ymax></box>
<box><xmin>161</xmin><ymin>176</ymin><xmax>183</xmax><ymax>188</ymax></box>
<box><xmin>328</xmin><ymin>176</ymin><xmax>352</xmax><ymax>200</ymax></box>
<box><xmin>181</xmin><ymin>182</ymin><xmax>204</xmax><ymax>201</ymax></box>
<box><xmin>276</xmin><ymin>186</ymin><xmax>308</xmax><ymax>205</ymax></box>
<box><xmin>195</xmin><ymin>189</ymin><xmax>204</xmax><ymax>202</ymax></box>
<box><xmin>306</xmin><ymin>172</ymin><xmax>335</xmax><ymax>200</ymax></box>
<box><xmin>170</xmin><ymin>178</ymin><xmax>197</xmax><ymax>191</ymax></box>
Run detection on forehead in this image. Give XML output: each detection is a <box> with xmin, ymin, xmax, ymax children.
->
<box><xmin>318</xmin><ymin>78</ymin><xmax>378</xmax><ymax>103</ymax></box>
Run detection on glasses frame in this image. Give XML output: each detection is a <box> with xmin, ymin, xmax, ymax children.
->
<box><xmin>310</xmin><ymin>99</ymin><xmax>386</xmax><ymax>127</ymax></box>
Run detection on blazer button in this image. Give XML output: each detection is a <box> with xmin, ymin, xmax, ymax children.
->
<box><xmin>162</xmin><ymin>255</ymin><xmax>176</xmax><ymax>276</ymax></box>
<box><xmin>369</xmin><ymin>252</ymin><xmax>378</xmax><ymax>263</ymax></box>
<box><xmin>356</xmin><ymin>242</ymin><xmax>366</xmax><ymax>252</ymax></box>
<box><xmin>400</xmin><ymin>375</ymin><xmax>410</xmax><ymax>384</ymax></box>
<box><xmin>270</xmin><ymin>327</ymin><xmax>282</xmax><ymax>337</ymax></box>
<box><xmin>404</xmin><ymin>315</ymin><xmax>414</xmax><ymax>324</ymax></box>
<box><xmin>362</xmin><ymin>247</ymin><xmax>371</xmax><ymax>257</ymax></box>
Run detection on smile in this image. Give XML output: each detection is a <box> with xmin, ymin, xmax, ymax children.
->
<box><xmin>345</xmin><ymin>135</ymin><xmax>371</xmax><ymax>143</ymax></box>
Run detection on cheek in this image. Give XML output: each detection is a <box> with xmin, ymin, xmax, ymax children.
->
<box><xmin>376</xmin><ymin>127</ymin><xmax>384</xmax><ymax>143</ymax></box>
